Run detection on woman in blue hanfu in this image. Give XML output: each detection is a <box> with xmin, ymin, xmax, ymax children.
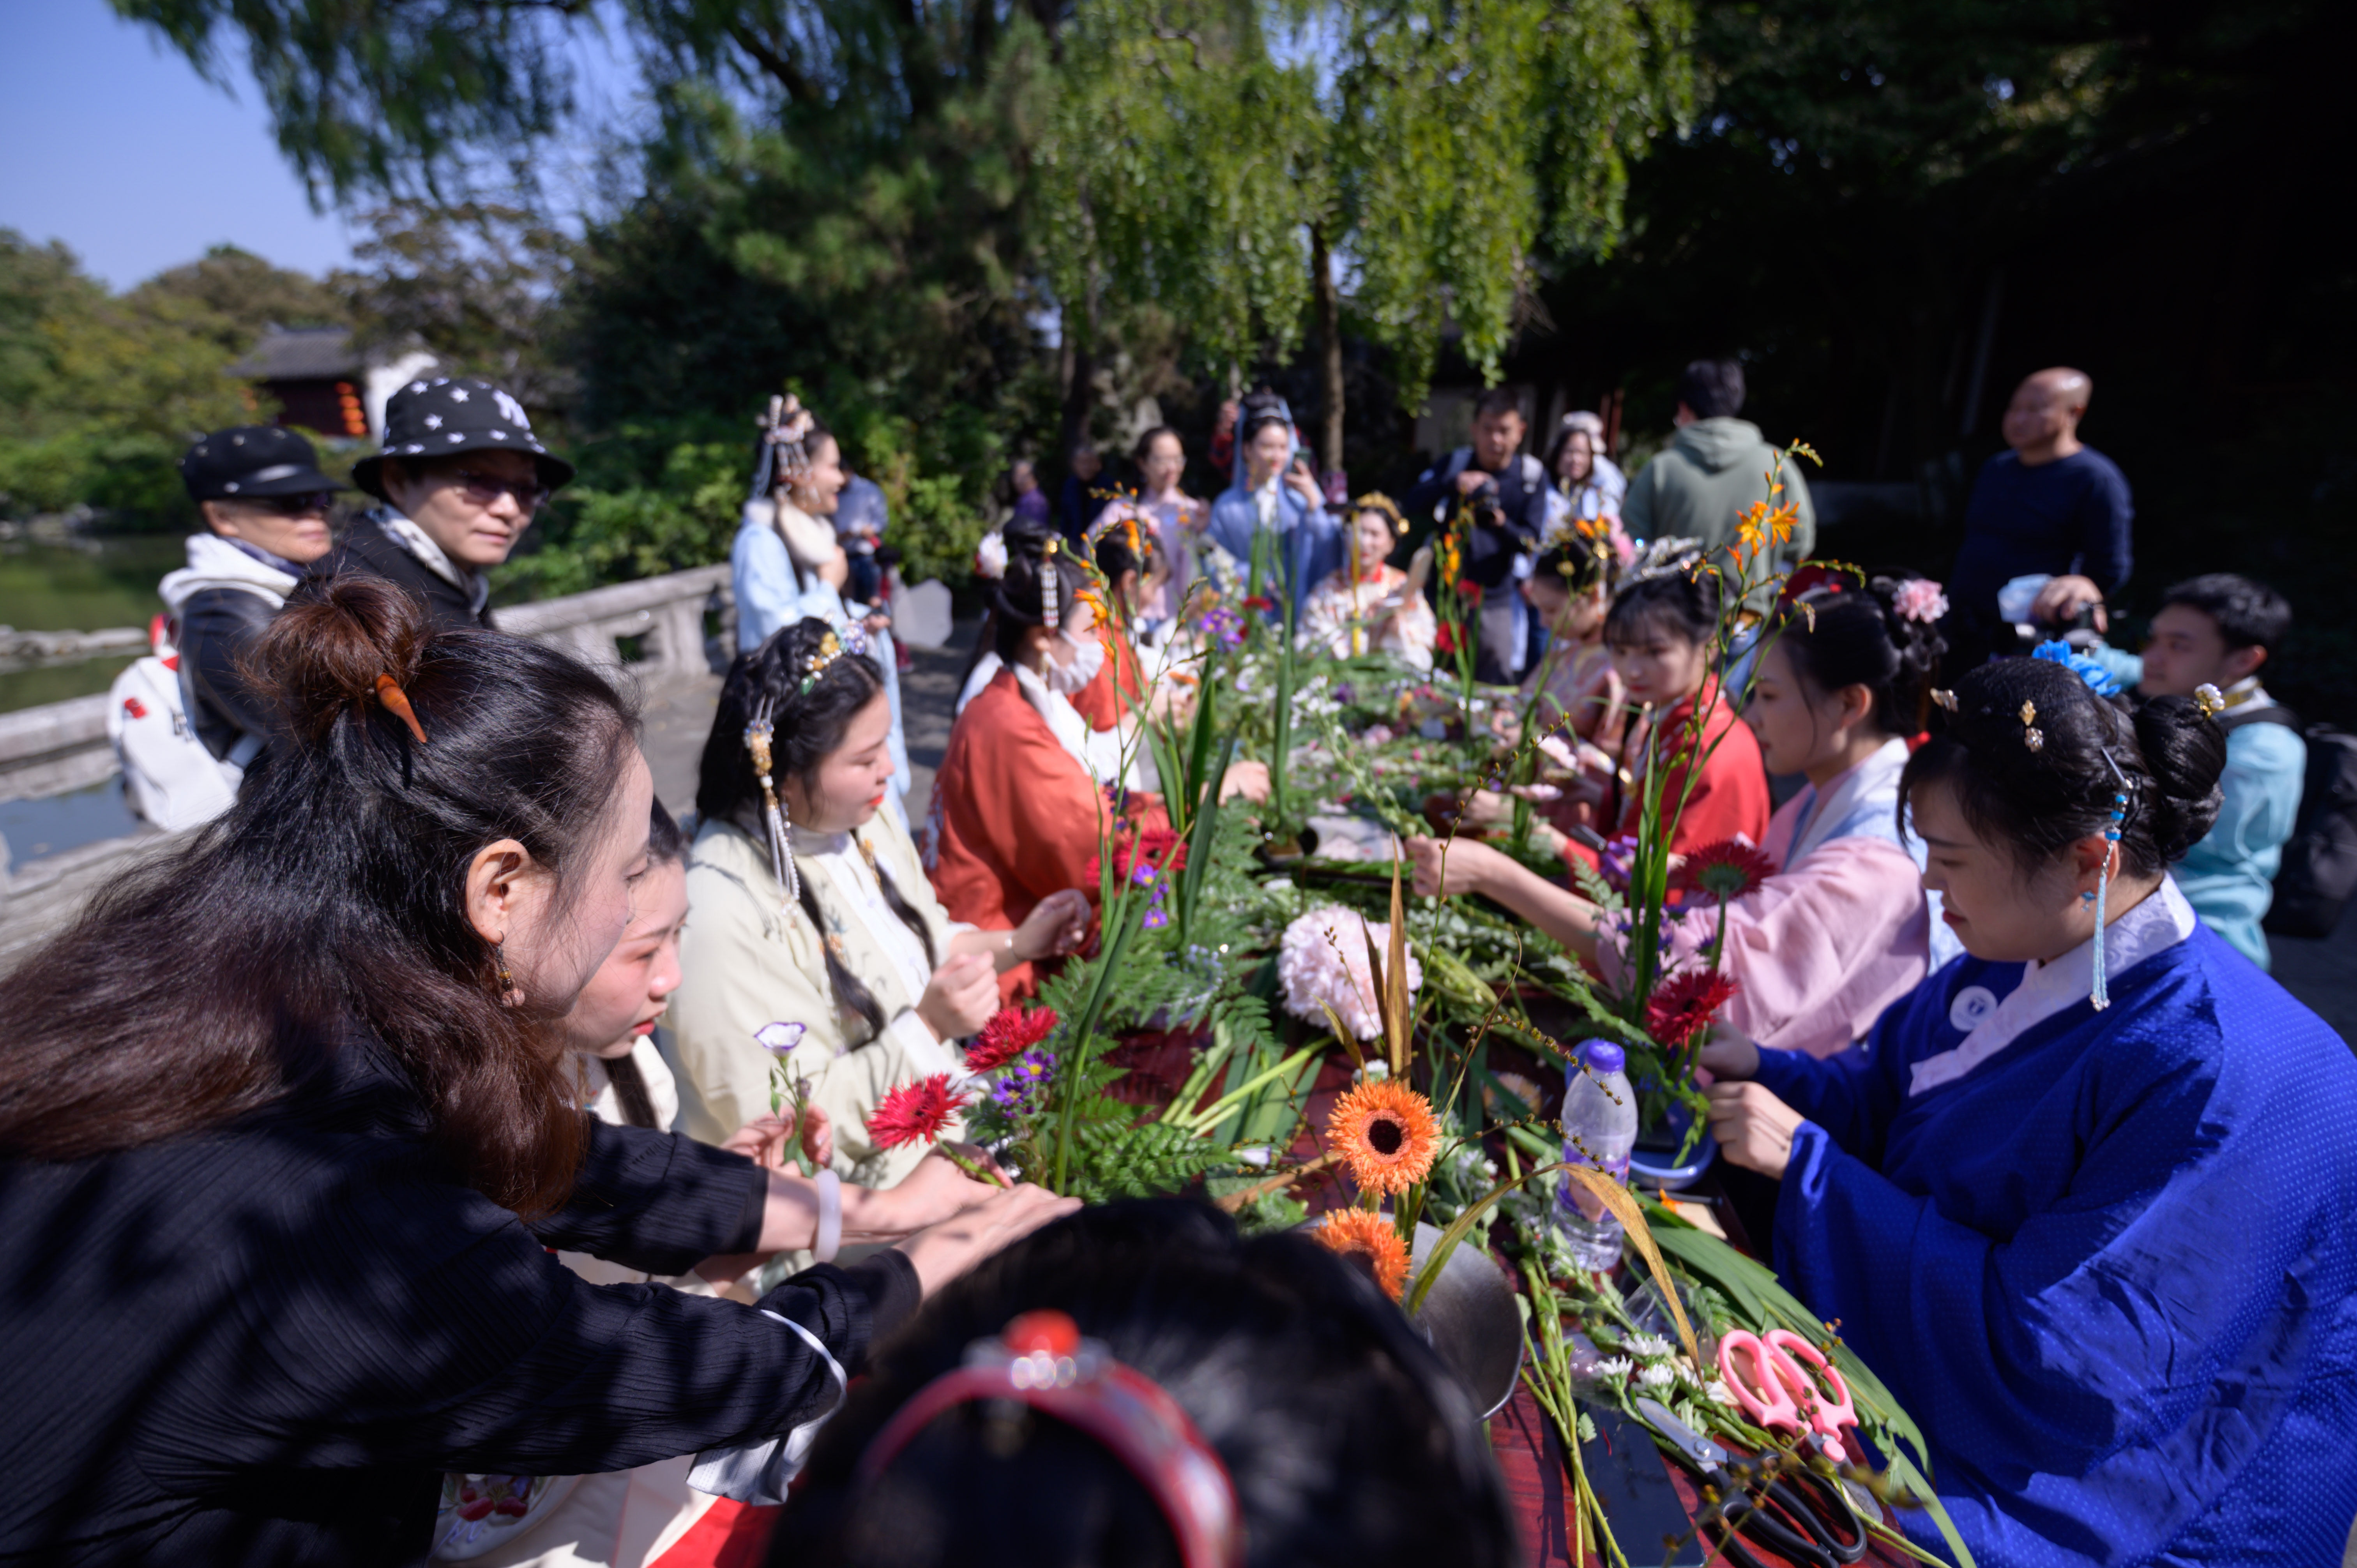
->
<box><xmin>1203</xmin><ymin>390</ymin><xmax>1339</xmax><ymax>621</ymax></box>
<box><xmin>1701</xmin><ymin>645</ymin><xmax>2357</xmax><ymax>1567</ymax></box>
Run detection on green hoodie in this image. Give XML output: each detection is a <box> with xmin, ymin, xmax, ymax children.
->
<box><xmin>1622</xmin><ymin>417</ymin><xmax>1816</xmax><ymax>601</ymax></box>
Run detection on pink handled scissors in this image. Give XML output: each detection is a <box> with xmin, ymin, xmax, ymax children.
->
<box><xmin>1716</xmin><ymin>1330</ymin><xmax>1862</xmax><ymax>1465</ymax></box>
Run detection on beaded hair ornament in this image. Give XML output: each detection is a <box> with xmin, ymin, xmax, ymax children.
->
<box><xmin>856</xmin><ymin>1310</ymin><xmax>1243</xmax><ymax>1568</ymax></box>
<box><xmin>742</xmin><ymin>697</ymin><xmax>797</xmax><ymax>906</ymax></box>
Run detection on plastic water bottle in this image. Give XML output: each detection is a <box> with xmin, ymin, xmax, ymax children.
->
<box><xmin>1555</xmin><ymin>1040</ymin><xmax>1638</xmax><ymax>1271</ymax></box>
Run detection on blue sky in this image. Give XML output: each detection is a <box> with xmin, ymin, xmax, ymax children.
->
<box><xmin>0</xmin><ymin>2</ymin><xmax>357</xmax><ymax>289</ymax></box>
<box><xmin>0</xmin><ymin>1</ymin><xmax>640</xmax><ymax>292</ymax></box>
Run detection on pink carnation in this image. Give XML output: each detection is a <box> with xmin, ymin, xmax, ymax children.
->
<box><xmin>1891</xmin><ymin>578</ymin><xmax>1949</xmax><ymax>624</ymax></box>
<box><xmin>1277</xmin><ymin>906</ymin><xmax>1422</xmax><ymax>1041</ymax></box>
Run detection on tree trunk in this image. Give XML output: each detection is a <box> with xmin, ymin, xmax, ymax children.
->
<box><xmin>1311</xmin><ymin>222</ymin><xmax>1345</xmax><ymax>477</ymax></box>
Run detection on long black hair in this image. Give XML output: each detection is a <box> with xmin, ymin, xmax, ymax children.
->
<box><xmin>1903</xmin><ymin>655</ymin><xmax>2226</xmax><ymax>880</ymax></box>
<box><xmin>696</xmin><ymin>619</ymin><xmax>935</xmax><ymax>1040</ymax></box>
<box><xmin>1773</xmin><ymin>574</ymin><xmax>1947</xmax><ymax>738</ymax></box>
<box><xmin>989</xmin><ymin>520</ymin><xmax>1094</xmax><ymax>665</ymax></box>
<box><xmin>1605</xmin><ymin>554</ymin><xmax>1719</xmax><ymax>647</ymax></box>
<box><xmin>0</xmin><ymin>575</ymin><xmax>640</xmax><ymax>1217</ymax></box>
<box><xmin>771</xmin><ymin>1200</ymin><xmax>1519</xmax><ymax>1568</ymax></box>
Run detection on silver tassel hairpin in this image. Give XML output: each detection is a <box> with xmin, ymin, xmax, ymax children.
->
<box><xmin>1041</xmin><ymin>535</ymin><xmax>1060</xmax><ymax>631</ymax></box>
<box><xmin>745</xmin><ymin>697</ymin><xmax>799</xmax><ymax>907</ymax></box>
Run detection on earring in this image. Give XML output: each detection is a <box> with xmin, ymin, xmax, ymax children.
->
<box><xmin>2089</xmin><ymin>789</ymin><xmax>2129</xmax><ymax>1011</ymax></box>
<box><xmin>494</xmin><ymin>940</ymin><xmax>514</xmax><ymax>996</ymax></box>
<box><xmin>744</xmin><ymin>697</ymin><xmax>799</xmax><ymax>909</ymax></box>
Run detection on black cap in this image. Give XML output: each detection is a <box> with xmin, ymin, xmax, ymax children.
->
<box><xmin>351</xmin><ymin>376</ymin><xmax>575</xmax><ymax>501</ymax></box>
<box><xmin>180</xmin><ymin>426</ymin><xmax>343</xmax><ymax>503</ymax></box>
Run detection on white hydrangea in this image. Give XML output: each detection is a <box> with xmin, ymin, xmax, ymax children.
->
<box><xmin>1276</xmin><ymin>906</ymin><xmax>1422</xmax><ymax>1041</ymax></box>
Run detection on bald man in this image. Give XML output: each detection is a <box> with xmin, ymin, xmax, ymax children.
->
<box><xmin>1949</xmin><ymin>367</ymin><xmax>2134</xmax><ymax>660</ymax></box>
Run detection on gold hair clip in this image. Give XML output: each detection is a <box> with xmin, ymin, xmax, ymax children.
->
<box><xmin>799</xmin><ymin>629</ymin><xmax>846</xmax><ymax>694</ymax></box>
<box><xmin>2193</xmin><ymin>683</ymin><xmax>2226</xmax><ymax>720</ymax></box>
<box><xmin>1929</xmin><ymin>688</ymin><xmax>1959</xmax><ymax>712</ymax></box>
<box><xmin>2020</xmin><ymin>699</ymin><xmax>2044</xmax><ymax>753</ymax></box>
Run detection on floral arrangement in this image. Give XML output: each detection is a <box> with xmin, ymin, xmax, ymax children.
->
<box><xmin>1276</xmin><ymin>905</ymin><xmax>1422</xmax><ymax>1042</ymax></box>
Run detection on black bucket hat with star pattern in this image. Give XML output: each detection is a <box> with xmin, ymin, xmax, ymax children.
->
<box><xmin>351</xmin><ymin>375</ymin><xmax>575</xmax><ymax>501</ymax></box>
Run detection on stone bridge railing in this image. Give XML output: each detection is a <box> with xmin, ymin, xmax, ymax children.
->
<box><xmin>0</xmin><ymin>564</ymin><xmax>734</xmax><ymax>955</ymax></box>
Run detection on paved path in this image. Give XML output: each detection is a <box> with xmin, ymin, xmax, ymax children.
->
<box><xmin>637</xmin><ymin>626</ymin><xmax>975</xmax><ymax>833</ymax></box>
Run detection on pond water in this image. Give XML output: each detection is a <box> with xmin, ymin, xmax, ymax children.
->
<box><xmin>0</xmin><ymin>778</ymin><xmax>144</xmax><ymax>866</ymax></box>
<box><xmin>0</xmin><ymin>536</ymin><xmax>183</xmax><ymax>716</ymax></box>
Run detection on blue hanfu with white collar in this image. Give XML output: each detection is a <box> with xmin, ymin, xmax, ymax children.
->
<box><xmin>1753</xmin><ymin>880</ymin><xmax>2357</xmax><ymax>1566</ymax></box>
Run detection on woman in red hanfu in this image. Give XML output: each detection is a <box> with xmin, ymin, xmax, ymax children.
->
<box><xmin>928</xmin><ymin>522</ymin><xmax>1263</xmax><ymax>1001</ymax></box>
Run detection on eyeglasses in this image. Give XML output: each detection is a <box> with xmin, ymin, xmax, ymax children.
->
<box><xmin>447</xmin><ymin>470</ymin><xmax>549</xmax><ymax>510</ymax></box>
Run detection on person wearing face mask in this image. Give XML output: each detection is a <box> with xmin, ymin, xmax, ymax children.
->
<box><xmin>668</xmin><ymin>619</ymin><xmax>1094</xmax><ymax>1184</ymax></box>
<box><xmin>927</xmin><ymin>524</ymin><xmax>1266</xmax><ymax>1001</ymax></box>
<box><xmin>1202</xmin><ymin>392</ymin><xmax>1338</xmax><ymax>621</ymax></box>
<box><xmin>330</xmin><ymin>376</ymin><xmax>570</xmax><ymax>630</ymax></box>
<box><xmin>1697</xmin><ymin>652</ymin><xmax>2357</xmax><ymax>1567</ymax></box>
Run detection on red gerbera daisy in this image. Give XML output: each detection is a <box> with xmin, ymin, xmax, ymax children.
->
<box><xmin>1685</xmin><ymin>838</ymin><xmax>1776</xmax><ymax>901</ymax></box>
<box><xmin>1645</xmin><ymin>969</ymin><xmax>1740</xmax><ymax>1048</ymax></box>
<box><xmin>1241</xmin><ymin>594</ymin><xmax>1276</xmax><ymax>613</ymax></box>
<box><xmin>965</xmin><ymin>1005</ymin><xmax>1059</xmax><ymax>1075</ymax></box>
<box><xmin>866</xmin><ymin>1073</ymin><xmax>970</xmax><ymax>1149</ymax></box>
<box><xmin>1455</xmin><ymin>579</ymin><xmax>1484</xmax><ymax>606</ymax></box>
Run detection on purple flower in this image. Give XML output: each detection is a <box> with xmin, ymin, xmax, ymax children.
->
<box><xmin>1200</xmin><ymin>606</ymin><xmax>1246</xmax><ymax>649</ymax></box>
<box><xmin>1143</xmin><ymin>904</ymin><xmax>1170</xmax><ymax>930</ymax></box>
<box><xmin>990</xmin><ymin>1050</ymin><xmax>1056</xmax><ymax>1116</ymax></box>
<box><xmin>1133</xmin><ymin>862</ymin><xmax>1159</xmax><ymax>887</ymax></box>
<box><xmin>755</xmin><ymin>1021</ymin><xmax>806</xmax><ymax>1056</ymax></box>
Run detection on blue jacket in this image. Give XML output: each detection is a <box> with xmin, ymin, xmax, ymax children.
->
<box><xmin>1204</xmin><ymin>482</ymin><xmax>1339</xmax><ymax>620</ymax></box>
<box><xmin>2177</xmin><ymin>706</ymin><xmax>2306</xmax><ymax>968</ymax></box>
<box><xmin>1756</xmin><ymin>885</ymin><xmax>2357</xmax><ymax>1566</ymax></box>
<box><xmin>732</xmin><ymin>512</ymin><xmax>845</xmax><ymax>655</ymax></box>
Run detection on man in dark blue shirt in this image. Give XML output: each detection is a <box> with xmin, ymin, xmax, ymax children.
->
<box><xmin>1950</xmin><ymin>367</ymin><xmax>2134</xmax><ymax>663</ymax></box>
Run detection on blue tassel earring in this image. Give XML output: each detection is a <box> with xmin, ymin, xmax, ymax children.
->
<box><xmin>2090</xmin><ymin>787</ymin><xmax>2129</xmax><ymax>1010</ymax></box>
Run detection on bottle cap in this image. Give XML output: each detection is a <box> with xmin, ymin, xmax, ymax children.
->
<box><xmin>1578</xmin><ymin>1039</ymin><xmax>1625</xmax><ymax>1075</ymax></box>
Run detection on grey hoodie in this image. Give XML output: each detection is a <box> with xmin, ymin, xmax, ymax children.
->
<box><xmin>1622</xmin><ymin>417</ymin><xmax>1816</xmax><ymax>590</ymax></box>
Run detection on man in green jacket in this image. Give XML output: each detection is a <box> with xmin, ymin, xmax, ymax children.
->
<box><xmin>1622</xmin><ymin>359</ymin><xmax>1816</xmax><ymax>600</ymax></box>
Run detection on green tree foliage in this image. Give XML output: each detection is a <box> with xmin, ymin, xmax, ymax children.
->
<box><xmin>335</xmin><ymin>201</ymin><xmax>574</xmax><ymax>405</ymax></box>
<box><xmin>1035</xmin><ymin>0</ymin><xmax>1694</xmax><ymax>421</ymax></box>
<box><xmin>0</xmin><ymin>232</ymin><xmax>278</xmax><ymax>523</ymax></box>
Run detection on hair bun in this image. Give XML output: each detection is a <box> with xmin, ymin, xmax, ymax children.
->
<box><xmin>257</xmin><ymin>573</ymin><xmax>433</xmax><ymax>746</ymax></box>
<box><xmin>2132</xmin><ymin>694</ymin><xmax>2228</xmax><ymax>861</ymax></box>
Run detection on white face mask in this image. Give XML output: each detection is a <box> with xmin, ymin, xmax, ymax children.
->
<box><xmin>1042</xmin><ymin>629</ymin><xmax>1104</xmax><ymax>694</ymax></box>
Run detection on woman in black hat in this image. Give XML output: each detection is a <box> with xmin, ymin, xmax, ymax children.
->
<box><xmin>329</xmin><ymin>376</ymin><xmax>575</xmax><ymax>631</ymax></box>
<box><xmin>168</xmin><ymin>424</ymin><xmax>344</xmax><ymax>770</ymax></box>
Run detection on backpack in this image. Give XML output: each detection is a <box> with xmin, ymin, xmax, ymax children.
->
<box><xmin>104</xmin><ymin>616</ymin><xmax>242</xmax><ymax>833</ymax></box>
<box><xmin>2226</xmin><ymin>705</ymin><xmax>2357</xmax><ymax>940</ymax></box>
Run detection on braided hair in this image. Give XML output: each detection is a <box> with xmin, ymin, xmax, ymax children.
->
<box><xmin>1773</xmin><ymin>573</ymin><xmax>1948</xmax><ymax>737</ymax></box>
<box><xmin>1901</xmin><ymin>655</ymin><xmax>2226</xmax><ymax>880</ymax></box>
<box><xmin>696</xmin><ymin>620</ymin><xmax>936</xmax><ymax>1040</ymax></box>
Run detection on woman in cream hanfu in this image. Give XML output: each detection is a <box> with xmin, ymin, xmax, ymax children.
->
<box><xmin>1298</xmin><ymin>493</ymin><xmax>1437</xmax><ymax>670</ymax></box>
<box><xmin>667</xmin><ymin>619</ymin><xmax>1090</xmax><ymax>1185</ymax></box>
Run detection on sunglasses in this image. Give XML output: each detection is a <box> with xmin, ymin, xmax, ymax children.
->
<box><xmin>246</xmin><ymin>492</ymin><xmax>336</xmax><ymax>517</ymax></box>
<box><xmin>448</xmin><ymin>470</ymin><xmax>549</xmax><ymax>509</ymax></box>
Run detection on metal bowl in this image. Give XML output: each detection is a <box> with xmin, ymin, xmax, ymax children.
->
<box><xmin>1406</xmin><ymin>1220</ymin><xmax>1526</xmax><ymax>1419</ymax></box>
<box><xmin>1307</xmin><ymin>1215</ymin><xmax>1525</xmax><ymax>1419</ymax></box>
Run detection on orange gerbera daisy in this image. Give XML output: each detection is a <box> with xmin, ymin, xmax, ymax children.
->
<box><xmin>1327</xmin><ymin>1079</ymin><xmax>1441</xmax><ymax>1197</ymax></box>
<box><xmin>1316</xmin><ymin>1208</ymin><xmax>1411</xmax><ymax>1301</ymax></box>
